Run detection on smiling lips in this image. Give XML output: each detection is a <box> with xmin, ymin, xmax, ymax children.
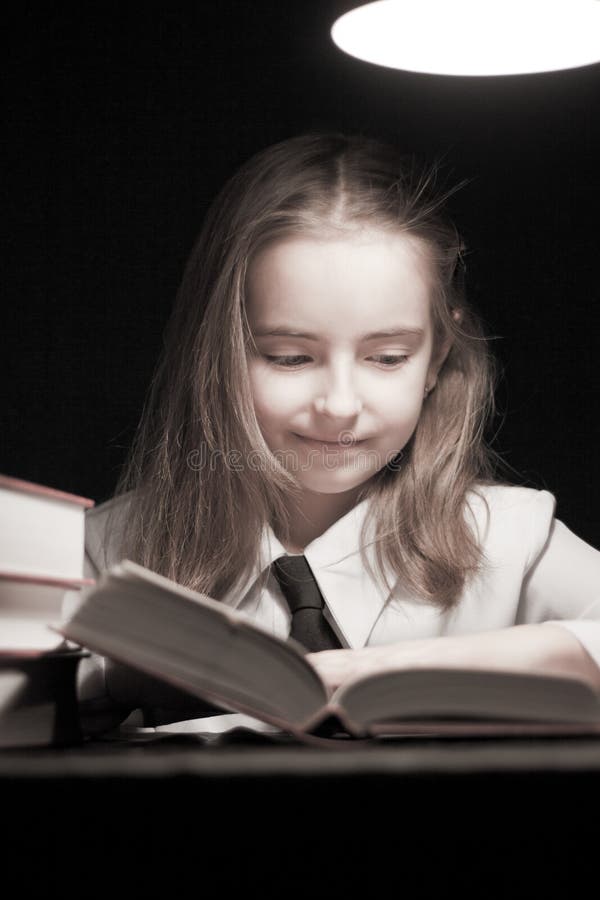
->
<box><xmin>294</xmin><ymin>433</ymin><xmax>366</xmax><ymax>448</ymax></box>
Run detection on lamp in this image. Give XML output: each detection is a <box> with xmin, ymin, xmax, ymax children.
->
<box><xmin>331</xmin><ymin>0</ymin><xmax>600</xmax><ymax>77</ymax></box>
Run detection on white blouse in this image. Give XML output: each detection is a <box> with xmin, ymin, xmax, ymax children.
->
<box><xmin>67</xmin><ymin>482</ymin><xmax>600</xmax><ymax>735</ymax></box>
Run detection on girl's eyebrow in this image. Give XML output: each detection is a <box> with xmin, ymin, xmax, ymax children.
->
<box><xmin>253</xmin><ymin>326</ymin><xmax>425</xmax><ymax>341</ymax></box>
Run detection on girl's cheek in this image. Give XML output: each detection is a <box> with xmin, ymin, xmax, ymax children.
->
<box><xmin>251</xmin><ymin>384</ymin><xmax>297</xmax><ymax>423</ymax></box>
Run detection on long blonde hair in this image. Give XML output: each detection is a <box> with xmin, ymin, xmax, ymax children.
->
<box><xmin>109</xmin><ymin>133</ymin><xmax>501</xmax><ymax>610</ymax></box>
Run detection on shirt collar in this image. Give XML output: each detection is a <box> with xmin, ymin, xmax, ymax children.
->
<box><xmin>225</xmin><ymin>497</ymin><xmax>396</xmax><ymax>649</ymax></box>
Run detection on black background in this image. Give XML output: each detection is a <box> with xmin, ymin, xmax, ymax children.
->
<box><xmin>4</xmin><ymin>1</ymin><xmax>600</xmax><ymax>546</ymax></box>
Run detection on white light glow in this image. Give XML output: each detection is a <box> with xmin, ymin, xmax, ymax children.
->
<box><xmin>331</xmin><ymin>0</ymin><xmax>600</xmax><ymax>76</ymax></box>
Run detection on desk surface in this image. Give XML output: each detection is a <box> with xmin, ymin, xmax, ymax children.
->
<box><xmin>2</xmin><ymin>732</ymin><xmax>600</xmax><ymax>778</ymax></box>
<box><xmin>3</xmin><ymin>733</ymin><xmax>599</xmax><ymax>896</ymax></box>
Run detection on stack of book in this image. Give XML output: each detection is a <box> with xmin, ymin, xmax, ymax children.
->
<box><xmin>0</xmin><ymin>474</ymin><xmax>94</xmax><ymax>748</ymax></box>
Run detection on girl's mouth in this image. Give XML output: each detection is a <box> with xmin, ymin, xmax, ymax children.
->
<box><xmin>293</xmin><ymin>433</ymin><xmax>366</xmax><ymax>450</ymax></box>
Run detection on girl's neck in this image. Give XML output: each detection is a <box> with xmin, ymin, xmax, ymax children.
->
<box><xmin>278</xmin><ymin>485</ymin><xmax>365</xmax><ymax>554</ymax></box>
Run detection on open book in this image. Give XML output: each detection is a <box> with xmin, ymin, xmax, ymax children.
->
<box><xmin>58</xmin><ymin>560</ymin><xmax>600</xmax><ymax>742</ymax></box>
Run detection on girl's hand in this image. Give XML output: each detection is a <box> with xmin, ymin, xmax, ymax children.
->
<box><xmin>306</xmin><ymin>643</ymin><xmax>428</xmax><ymax>696</ymax></box>
<box><xmin>307</xmin><ymin>625</ymin><xmax>600</xmax><ymax>698</ymax></box>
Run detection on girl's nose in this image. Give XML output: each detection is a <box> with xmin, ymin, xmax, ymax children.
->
<box><xmin>314</xmin><ymin>368</ymin><xmax>363</xmax><ymax>419</ymax></box>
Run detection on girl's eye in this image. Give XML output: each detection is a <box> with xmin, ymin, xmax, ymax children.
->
<box><xmin>264</xmin><ymin>354</ymin><xmax>409</xmax><ymax>368</ymax></box>
<box><xmin>369</xmin><ymin>354</ymin><xmax>409</xmax><ymax>367</ymax></box>
<box><xmin>265</xmin><ymin>355</ymin><xmax>311</xmax><ymax>368</ymax></box>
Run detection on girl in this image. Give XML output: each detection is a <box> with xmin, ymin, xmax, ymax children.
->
<box><xmin>72</xmin><ymin>132</ymin><xmax>600</xmax><ymax>736</ymax></box>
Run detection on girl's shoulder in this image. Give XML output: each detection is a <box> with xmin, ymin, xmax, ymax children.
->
<box><xmin>466</xmin><ymin>481</ymin><xmax>557</xmax><ymax>567</ymax></box>
<box><xmin>467</xmin><ymin>481</ymin><xmax>556</xmax><ymax>515</ymax></box>
<box><xmin>84</xmin><ymin>492</ymin><xmax>133</xmax><ymax>575</ymax></box>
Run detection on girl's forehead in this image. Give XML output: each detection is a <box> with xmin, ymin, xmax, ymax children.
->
<box><xmin>252</xmin><ymin>227</ymin><xmax>430</xmax><ymax>263</ymax></box>
<box><xmin>246</xmin><ymin>230</ymin><xmax>434</xmax><ymax>332</ymax></box>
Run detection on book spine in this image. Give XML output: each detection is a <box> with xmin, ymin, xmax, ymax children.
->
<box><xmin>299</xmin><ymin>702</ymin><xmax>370</xmax><ymax>740</ymax></box>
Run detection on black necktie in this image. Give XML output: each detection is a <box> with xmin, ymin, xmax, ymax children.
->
<box><xmin>271</xmin><ymin>554</ymin><xmax>342</xmax><ymax>652</ymax></box>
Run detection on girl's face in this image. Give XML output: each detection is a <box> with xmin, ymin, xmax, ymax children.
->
<box><xmin>245</xmin><ymin>229</ymin><xmax>446</xmax><ymax>496</ymax></box>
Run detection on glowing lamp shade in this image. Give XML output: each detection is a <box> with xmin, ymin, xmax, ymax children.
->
<box><xmin>331</xmin><ymin>0</ymin><xmax>600</xmax><ymax>76</ymax></box>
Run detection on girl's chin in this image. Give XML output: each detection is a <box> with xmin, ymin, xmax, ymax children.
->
<box><xmin>293</xmin><ymin>471</ymin><xmax>376</xmax><ymax>494</ymax></box>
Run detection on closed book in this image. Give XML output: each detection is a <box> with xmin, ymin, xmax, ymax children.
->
<box><xmin>0</xmin><ymin>572</ymin><xmax>90</xmax><ymax>652</ymax></box>
<box><xmin>0</xmin><ymin>474</ymin><xmax>94</xmax><ymax>582</ymax></box>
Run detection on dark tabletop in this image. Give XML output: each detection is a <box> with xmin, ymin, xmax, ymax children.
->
<box><xmin>3</xmin><ymin>733</ymin><xmax>598</xmax><ymax>896</ymax></box>
<box><xmin>2</xmin><ymin>729</ymin><xmax>600</xmax><ymax>778</ymax></box>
